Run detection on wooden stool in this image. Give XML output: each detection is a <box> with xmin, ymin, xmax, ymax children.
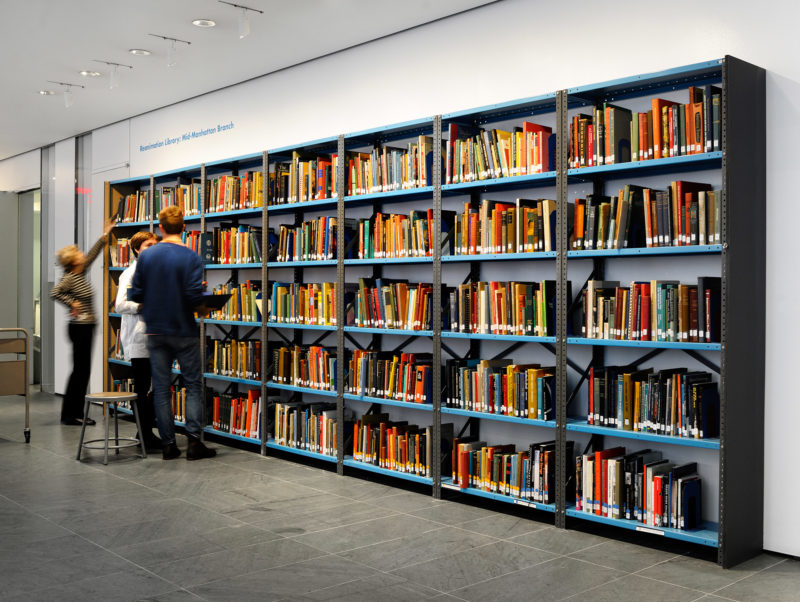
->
<box><xmin>76</xmin><ymin>392</ymin><xmax>147</xmax><ymax>464</ymax></box>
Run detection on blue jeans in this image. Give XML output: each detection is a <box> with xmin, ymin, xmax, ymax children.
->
<box><xmin>147</xmin><ymin>335</ymin><xmax>203</xmax><ymax>443</ymax></box>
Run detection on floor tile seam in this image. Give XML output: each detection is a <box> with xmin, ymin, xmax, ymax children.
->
<box><xmin>445</xmin><ymin>554</ymin><xmax>564</xmax><ymax>596</ymax></box>
<box><xmin>567</xmin><ymin>550</ymin><xmax>682</xmax><ymax>574</ymax></box>
<box><xmin>705</xmin><ymin>557</ymin><xmax>788</xmax><ymax>596</ymax></box>
<box><xmin>552</xmin><ymin>572</ymin><xmax>633</xmax><ymax>601</ymax></box>
<box><xmin>332</xmin><ymin>553</ymin><xmax>454</xmax><ymax>597</ymax></box>
<box><xmin>505</xmin><ymin>531</ymin><xmax>602</xmax><ymax>556</ymax></box>
<box><xmin>567</xmin><ymin>570</ymin><xmax>709</xmax><ymax>600</ymax></box>
<box><xmin>329</xmin><ymin>526</ymin><xmax>452</xmax><ymax>559</ymax></box>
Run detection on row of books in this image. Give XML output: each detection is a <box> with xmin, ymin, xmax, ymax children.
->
<box><xmin>445</xmin><ymin>359</ymin><xmax>555</xmax><ymax>420</ymax></box>
<box><xmin>272</xmin><ymin>345</ymin><xmax>336</xmax><ymax>391</ymax></box>
<box><xmin>356</xmin><ymin>212</ymin><xmax>435</xmax><ymax>259</ymax></box>
<box><xmin>571</xmin><ymin>182</ymin><xmax>720</xmax><ymax>251</ymax></box>
<box><xmin>284</xmin><ymin>152</ymin><xmax>337</xmax><ymax>203</ymax></box>
<box><xmin>452</xmin><ymin>439</ymin><xmax>572</xmax><ymax>504</ymax></box>
<box><xmin>347</xmin><ymin>137</ymin><xmax>437</xmax><ymax>196</ymax></box>
<box><xmin>207</xmin><ymin>172</ymin><xmax>264</xmax><ymax>213</ymax></box>
<box><xmin>274</xmin><ymin>401</ymin><xmax>338</xmax><ymax>456</ymax></box>
<box><xmin>156</xmin><ymin>183</ymin><xmax>201</xmax><ymax>216</ymax></box>
<box><xmin>111</xmin><ymin>378</ymin><xmax>135</xmax><ymax>410</ymax></box>
<box><xmin>268</xmin><ymin>282</ymin><xmax>338</xmax><ymax>326</ymax></box>
<box><xmin>112</xmin><ymin>328</ymin><xmax>124</xmax><ymax>360</ymax></box>
<box><xmin>207</xmin><ymin>281</ymin><xmax>262</xmax><ymax>323</ymax></box>
<box><xmin>171</xmin><ymin>386</ymin><xmax>187</xmax><ymax>422</ymax></box>
<box><xmin>579</xmin><ymin>278</ymin><xmax>721</xmax><ymax>343</ymax></box>
<box><xmin>348</xmin><ymin>350</ymin><xmax>432</xmax><ymax>404</ymax></box>
<box><xmin>206</xmin><ymin>338</ymin><xmax>261</xmax><ymax>381</ymax></box>
<box><xmin>183</xmin><ymin>225</ymin><xmax>263</xmax><ymax>264</ymax></box>
<box><xmin>575</xmin><ymin>447</ymin><xmax>703</xmax><ymax>530</ymax></box>
<box><xmin>445</xmin><ymin>122</ymin><xmax>554</xmax><ymax>184</ymax></box>
<box><xmin>449</xmin><ymin>280</ymin><xmax>559</xmax><ymax>336</ymax></box>
<box><xmin>208</xmin><ymin>388</ymin><xmax>261</xmax><ymax>438</ymax></box>
<box><xmin>453</xmin><ymin>199</ymin><xmax>556</xmax><ymax>255</ymax></box>
<box><xmin>569</xmin><ymin>85</ymin><xmax>721</xmax><ymax>168</ymax></box>
<box><xmin>109</xmin><ymin>238</ymin><xmax>132</xmax><ymax>268</ymax></box>
<box><xmin>276</xmin><ymin>216</ymin><xmax>344</xmax><ymax>262</ymax></box>
<box><xmin>116</xmin><ymin>191</ymin><xmax>149</xmax><ymax>223</ymax></box>
<box><xmin>351</xmin><ymin>414</ymin><xmax>433</xmax><ymax>476</ymax></box>
<box><xmin>353</xmin><ymin>278</ymin><xmax>434</xmax><ymax>330</ymax></box>
<box><xmin>588</xmin><ymin>367</ymin><xmax>719</xmax><ymax>439</ymax></box>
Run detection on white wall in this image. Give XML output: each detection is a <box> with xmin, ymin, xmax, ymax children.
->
<box><xmin>0</xmin><ymin>150</ymin><xmax>40</xmax><ymax>193</ymax></box>
<box><xmin>52</xmin><ymin>138</ymin><xmax>75</xmax><ymax>395</ymax></box>
<box><xmin>1</xmin><ymin>0</ymin><xmax>796</xmax><ymax>555</ymax></box>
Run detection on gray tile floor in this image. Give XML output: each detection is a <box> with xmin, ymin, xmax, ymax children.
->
<box><xmin>0</xmin><ymin>391</ymin><xmax>795</xmax><ymax>601</ymax></box>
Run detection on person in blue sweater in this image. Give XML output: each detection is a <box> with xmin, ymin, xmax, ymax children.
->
<box><xmin>130</xmin><ymin>206</ymin><xmax>216</xmax><ymax>460</ymax></box>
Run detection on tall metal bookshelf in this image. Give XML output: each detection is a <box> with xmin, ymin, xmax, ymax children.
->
<box><xmin>104</xmin><ymin>56</ymin><xmax>764</xmax><ymax>567</ymax></box>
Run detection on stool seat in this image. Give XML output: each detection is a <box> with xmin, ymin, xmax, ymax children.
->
<box><xmin>76</xmin><ymin>392</ymin><xmax>147</xmax><ymax>465</ymax></box>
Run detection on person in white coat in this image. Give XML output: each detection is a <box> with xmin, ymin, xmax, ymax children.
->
<box><xmin>115</xmin><ymin>231</ymin><xmax>161</xmax><ymax>450</ymax></box>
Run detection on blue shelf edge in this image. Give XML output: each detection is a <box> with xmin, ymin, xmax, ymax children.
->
<box><xmin>442</xmin><ymin>332</ymin><xmax>556</xmax><ymax>343</ymax></box>
<box><xmin>266</xmin><ymin>322</ymin><xmax>337</xmax><ymax>331</ymax></box>
<box><xmin>442</xmin><ymin>171</ymin><xmax>557</xmax><ymax>192</ymax></box>
<box><xmin>343</xmin><ymin>457</ymin><xmax>432</xmax><ymax>485</ymax></box>
<box><xmin>109</xmin><ymin>313</ymin><xmax>121</xmax><ymax>318</ymax></box>
<box><xmin>568</xmin><ymin>245</ymin><xmax>722</xmax><ymax>258</ymax></box>
<box><xmin>203</xmin><ymin>426</ymin><xmax>260</xmax><ymax>445</ymax></box>
<box><xmin>442</xmin><ymin>407</ymin><xmax>556</xmax><ymax>428</ymax></box>
<box><xmin>344</xmin><ymin>257</ymin><xmax>433</xmax><ymax>265</ymax></box>
<box><xmin>567</xmin><ymin>152</ymin><xmax>722</xmax><ymax>177</ymax></box>
<box><xmin>205</xmin><ymin>263</ymin><xmax>262</xmax><ymax>269</ymax></box>
<box><xmin>202</xmin><ymin>208</ymin><xmax>263</xmax><ymax>220</ymax></box>
<box><xmin>268</xmin><ymin>260</ymin><xmax>337</xmax><ymax>267</ymax></box>
<box><xmin>267</xmin><ymin>198</ymin><xmax>338</xmax><ymax>213</ymax></box>
<box><xmin>442</xmin><ymin>252</ymin><xmax>557</xmax><ymax>262</ymax></box>
<box><xmin>203</xmin><ymin>373</ymin><xmax>261</xmax><ymax>386</ymax></box>
<box><xmin>343</xmin><ymin>326</ymin><xmax>433</xmax><ymax>336</ymax></box>
<box><xmin>566</xmin><ymin>506</ymin><xmax>719</xmax><ymax>548</ymax></box>
<box><xmin>108</xmin><ymin>266</ymin><xmax>127</xmax><ymax>271</ymax></box>
<box><xmin>108</xmin><ymin>358</ymin><xmax>131</xmax><ymax>366</ymax></box>
<box><xmin>203</xmin><ymin>318</ymin><xmax>261</xmax><ymax>326</ymax></box>
<box><xmin>441</xmin><ymin>478</ymin><xmax>556</xmax><ymax>513</ymax></box>
<box><xmin>115</xmin><ymin>220</ymin><xmax>151</xmax><ymax>227</ymax></box>
<box><xmin>344</xmin><ymin>186</ymin><xmax>434</xmax><ymax>203</ymax></box>
<box><xmin>566</xmin><ymin>337</ymin><xmax>720</xmax><ymax>351</ymax></box>
<box><xmin>267</xmin><ymin>382</ymin><xmax>337</xmax><ymax>397</ymax></box>
<box><xmin>566</xmin><ymin>419</ymin><xmax>720</xmax><ymax>449</ymax></box>
<box><xmin>344</xmin><ymin>393</ymin><xmax>433</xmax><ymax>411</ymax></box>
<box><xmin>265</xmin><ymin>440</ymin><xmax>337</xmax><ymax>463</ymax></box>
<box><xmin>567</xmin><ymin>59</ymin><xmax>723</xmax><ymax>95</ymax></box>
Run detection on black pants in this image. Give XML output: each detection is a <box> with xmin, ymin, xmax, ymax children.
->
<box><xmin>62</xmin><ymin>322</ymin><xmax>95</xmax><ymax>421</ymax></box>
<box><xmin>131</xmin><ymin>357</ymin><xmax>157</xmax><ymax>432</ymax></box>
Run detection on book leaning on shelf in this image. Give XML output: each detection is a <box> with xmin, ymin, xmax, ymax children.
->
<box><xmin>272</xmin><ymin>345</ymin><xmax>336</xmax><ymax>391</ymax></box>
<box><xmin>207</xmin><ymin>281</ymin><xmax>262</xmax><ymax>322</ymax></box>
<box><xmin>351</xmin><ymin>413</ymin><xmax>432</xmax><ymax>476</ymax></box>
<box><xmin>274</xmin><ymin>401</ymin><xmax>337</xmax><ymax>456</ymax></box>
<box><xmin>587</xmin><ymin>366</ymin><xmax>719</xmax><ymax>439</ymax></box>
<box><xmin>446</xmin><ymin>121</ymin><xmax>554</xmax><ymax>184</ymax></box>
<box><xmin>348</xmin><ymin>350</ymin><xmax>432</xmax><ymax>404</ymax></box>
<box><xmin>571</xmin><ymin>182</ymin><xmax>720</xmax><ymax>250</ymax></box>
<box><xmin>578</xmin><ymin>277</ymin><xmax>721</xmax><ymax>343</ymax></box>
<box><xmin>346</xmin><ymin>136</ymin><xmax>441</xmax><ymax>196</ymax></box>
<box><xmin>575</xmin><ymin>447</ymin><xmax>703</xmax><ymax>531</ymax></box>
<box><xmin>109</xmin><ymin>238</ymin><xmax>131</xmax><ymax>267</ymax></box>
<box><xmin>448</xmin><ymin>280</ymin><xmax>566</xmax><ymax>336</ymax></box>
<box><xmin>452</xmin><ymin>439</ymin><xmax>574</xmax><ymax>504</ymax></box>
<box><xmin>206</xmin><ymin>171</ymin><xmax>264</xmax><ymax>213</ymax></box>
<box><xmin>357</xmin><ymin>211</ymin><xmax>448</xmax><ymax>259</ymax></box>
<box><xmin>285</xmin><ymin>151</ymin><xmax>338</xmax><ymax>203</ymax></box>
<box><xmin>570</xmin><ymin>85</ymin><xmax>721</xmax><ymax>169</ymax></box>
<box><xmin>155</xmin><ymin>180</ymin><xmax>202</xmax><ymax>216</ymax></box>
<box><xmin>277</xmin><ymin>216</ymin><xmax>356</xmax><ymax>262</ymax></box>
<box><xmin>268</xmin><ymin>282</ymin><xmax>339</xmax><ymax>326</ymax></box>
<box><xmin>117</xmin><ymin>190</ymin><xmax>150</xmax><ymax>223</ymax></box>
<box><xmin>452</xmin><ymin>198</ymin><xmax>556</xmax><ymax>255</ymax></box>
<box><xmin>208</xmin><ymin>388</ymin><xmax>261</xmax><ymax>438</ymax></box>
<box><xmin>171</xmin><ymin>386</ymin><xmax>187</xmax><ymax>422</ymax></box>
<box><xmin>353</xmin><ymin>278</ymin><xmax>441</xmax><ymax>331</ymax></box>
<box><xmin>445</xmin><ymin>359</ymin><xmax>555</xmax><ymax>420</ymax></box>
<box><xmin>207</xmin><ymin>338</ymin><xmax>261</xmax><ymax>380</ymax></box>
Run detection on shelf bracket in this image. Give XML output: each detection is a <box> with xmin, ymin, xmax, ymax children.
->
<box><xmin>440</xmin><ymin>341</ymin><xmax>461</xmax><ymax>360</ymax></box>
<box><xmin>540</xmin><ymin>342</ymin><xmax>584</xmax><ymax>374</ymax></box>
<box><xmin>310</xmin><ymin>331</ymin><xmax>333</xmax><ymax>347</ymax></box>
<box><xmin>491</xmin><ymin>341</ymin><xmax>525</xmax><ymax>361</ymax></box>
<box><xmin>344</xmin><ymin>333</ymin><xmax>361</xmax><ymax>349</ymax></box>
<box><xmin>390</xmin><ymin>336</ymin><xmax>416</xmax><ymax>354</ymax></box>
<box><xmin>271</xmin><ymin>328</ymin><xmax>293</xmax><ymax>346</ymax></box>
<box><xmin>623</xmin><ymin>348</ymin><xmax>665</xmax><ymax>371</ymax></box>
<box><xmin>565</xmin><ymin>359</ymin><xmax>594</xmax><ymax>408</ymax></box>
<box><xmin>682</xmin><ymin>349</ymin><xmax>721</xmax><ymax>374</ymax></box>
<box><xmin>456</xmin><ymin>416</ymin><xmax>480</xmax><ymax>439</ymax></box>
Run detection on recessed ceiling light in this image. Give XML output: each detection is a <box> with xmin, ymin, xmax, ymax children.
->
<box><xmin>39</xmin><ymin>90</ymin><xmax>55</xmax><ymax>95</ymax></box>
<box><xmin>79</xmin><ymin>70</ymin><xmax>101</xmax><ymax>77</ymax></box>
<box><xmin>129</xmin><ymin>49</ymin><xmax>151</xmax><ymax>56</ymax></box>
<box><xmin>192</xmin><ymin>18</ymin><xmax>216</xmax><ymax>27</ymax></box>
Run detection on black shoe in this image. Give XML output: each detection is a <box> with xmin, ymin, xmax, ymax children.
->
<box><xmin>61</xmin><ymin>417</ymin><xmax>96</xmax><ymax>426</ymax></box>
<box><xmin>186</xmin><ymin>437</ymin><xmax>216</xmax><ymax>461</ymax></box>
<box><xmin>162</xmin><ymin>442</ymin><xmax>181</xmax><ymax>460</ymax></box>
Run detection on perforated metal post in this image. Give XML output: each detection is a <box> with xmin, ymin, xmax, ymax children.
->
<box><xmin>261</xmin><ymin>150</ymin><xmax>269</xmax><ymax>456</ymax></box>
<box><xmin>336</xmin><ymin>134</ymin><xmax>346</xmax><ymax>474</ymax></box>
<box><xmin>432</xmin><ymin>115</ymin><xmax>443</xmax><ymax>498</ymax></box>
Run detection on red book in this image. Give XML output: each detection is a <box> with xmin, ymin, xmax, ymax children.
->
<box><xmin>654</xmin><ymin>475</ymin><xmax>664</xmax><ymax>527</ymax></box>
<box><xmin>593</xmin><ymin>447</ymin><xmax>625</xmax><ymax>516</ymax></box>
<box><xmin>459</xmin><ymin>450</ymin><xmax>470</xmax><ymax>488</ymax></box>
<box><xmin>587</xmin><ymin>123</ymin><xmax>594</xmax><ymax>167</ymax></box>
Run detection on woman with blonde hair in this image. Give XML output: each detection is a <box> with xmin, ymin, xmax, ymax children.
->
<box><xmin>51</xmin><ymin>218</ymin><xmax>115</xmax><ymax>425</ymax></box>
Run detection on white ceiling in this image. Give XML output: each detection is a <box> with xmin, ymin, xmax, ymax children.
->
<box><xmin>0</xmin><ymin>0</ymin><xmax>496</xmax><ymax>161</ymax></box>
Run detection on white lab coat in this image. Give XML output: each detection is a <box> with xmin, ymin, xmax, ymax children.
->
<box><xmin>115</xmin><ymin>260</ymin><xmax>149</xmax><ymax>359</ymax></box>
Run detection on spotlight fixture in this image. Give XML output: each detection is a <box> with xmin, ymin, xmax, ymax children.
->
<box><xmin>129</xmin><ymin>48</ymin><xmax>151</xmax><ymax>56</ymax></box>
<box><xmin>93</xmin><ymin>60</ymin><xmax>133</xmax><ymax>90</ymax></box>
<box><xmin>192</xmin><ymin>18</ymin><xmax>216</xmax><ymax>27</ymax></box>
<box><xmin>47</xmin><ymin>80</ymin><xmax>85</xmax><ymax>109</ymax></box>
<box><xmin>79</xmin><ymin>70</ymin><xmax>101</xmax><ymax>77</ymax></box>
<box><xmin>38</xmin><ymin>90</ymin><xmax>55</xmax><ymax>96</ymax></box>
<box><xmin>218</xmin><ymin>1</ymin><xmax>263</xmax><ymax>39</ymax></box>
<box><xmin>148</xmin><ymin>34</ymin><xmax>191</xmax><ymax>67</ymax></box>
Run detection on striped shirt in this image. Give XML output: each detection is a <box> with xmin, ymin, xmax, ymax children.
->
<box><xmin>50</xmin><ymin>236</ymin><xmax>105</xmax><ymax>324</ymax></box>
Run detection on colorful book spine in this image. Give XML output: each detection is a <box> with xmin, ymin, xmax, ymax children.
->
<box><xmin>272</xmin><ymin>345</ymin><xmax>336</xmax><ymax>391</ymax></box>
<box><xmin>274</xmin><ymin>402</ymin><xmax>338</xmax><ymax>456</ymax></box>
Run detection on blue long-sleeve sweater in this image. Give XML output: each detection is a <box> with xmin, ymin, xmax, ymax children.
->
<box><xmin>129</xmin><ymin>242</ymin><xmax>205</xmax><ymax>338</ymax></box>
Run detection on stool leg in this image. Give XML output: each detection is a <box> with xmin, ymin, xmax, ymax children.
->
<box><xmin>103</xmin><ymin>402</ymin><xmax>110</xmax><ymax>465</ymax></box>
<box><xmin>76</xmin><ymin>397</ymin><xmax>91</xmax><ymax>461</ymax></box>
<box><xmin>114</xmin><ymin>402</ymin><xmax>120</xmax><ymax>455</ymax></box>
<box><xmin>132</xmin><ymin>399</ymin><xmax>147</xmax><ymax>459</ymax></box>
